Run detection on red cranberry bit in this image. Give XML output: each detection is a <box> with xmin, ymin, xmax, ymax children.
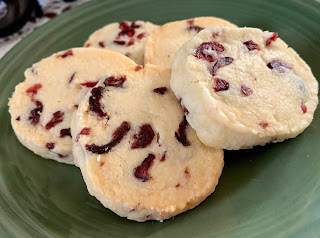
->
<box><xmin>46</xmin><ymin>142</ymin><xmax>55</xmax><ymax>150</ymax></box>
<box><xmin>214</xmin><ymin>78</ymin><xmax>230</xmax><ymax>92</ymax></box>
<box><xmin>259</xmin><ymin>122</ymin><xmax>269</xmax><ymax>129</ymax></box>
<box><xmin>243</xmin><ymin>40</ymin><xmax>260</xmax><ymax>51</ymax></box>
<box><xmin>153</xmin><ymin>87</ymin><xmax>167</xmax><ymax>95</ymax></box>
<box><xmin>301</xmin><ymin>104</ymin><xmax>307</xmax><ymax>114</ymax></box>
<box><xmin>98</xmin><ymin>41</ymin><xmax>105</xmax><ymax>48</ymax></box>
<box><xmin>113</xmin><ymin>40</ymin><xmax>126</xmax><ymax>45</ymax></box>
<box><xmin>100</xmin><ymin>161</ymin><xmax>105</xmax><ymax>167</ymax></box>
<box><xmin>80</xmin><ymin>81</ymin><xmax>99</xmax><ymax>87</ymax></box>
<box><xmin>58</xmin><ymin>154</ymin><xmax>67</xmax><ymax>158</ymax></box>
<box><xmin>56</xmin><ymin>49</ymin><xmax>73</xmax><ymax>58</ymax></box>
<box><xmin>85</xmin><ymin>43</ymin><xmax>91</xmax><ymax>48</ymax></box>
<box><xmin>104</xmin><ymin>75</ymin><xmax>126</xmax><ymax>87</ymax></box>
<box><xmin>210</xmin><ymin>57</ymin><xmax>233</xmax><ymax>76</ymax></box>
<box><xmin>160</xmin><ymin>151</ymin><xmax>167</xmax><ymax>162</ymax></box>
<box><xmin>60</xmin><ymin>128</ymin><xmax>72</xmax><ymax>138</ymax></box>
<box><xmin>212</xmin><ymin>32</ymin><xmax>219</xmax><ymax>38</ymax></box>
<box><xmin>127</xmin><ymin>39</ymin><xmax>134</xmax><ymax>46</ymax></box>
<box><xmin>175</xmin><ymin>184</ymin><xmax>180</xmax><ymax>188</ymax></box>
<box><xmin>45</xmin><ymin>111</ymin><xmax>64</xmax><ymax>130</ymax></box>
<box><xmin>131</xmin><ymin>124</ymin><xmax>155</xmax><ymax>149</ymax></box>
<box><xmin>26</xmin><ymin>84</ymin><xmax>42</xmax><ymax>101</ymax></box>
<box><xmin>44</xmin><ymin>12</ymin><xmax>57</xmax><ymax>18</ymax></box>
<box><xmin>135</xmin><ymin>65</ymin><xmax>143</xmax><ymax>71</ymax></box>
<box><xmin>16</xmin><ymin>116</ymin><xmax>21</xmax><ymax>121</ymax></box>
<box><xmin>267</xmin><ymin>60</ymin><xmax>291</xmax><ymax>73</ymax></box>
<box><xmin>186</xmin><ymin>19</ymin><xmax>194</xmax><ymax>25</ymax></box>
<box><xmin>241</xmin><ymin>85</ymin><xmax>253</xmax><ymax>96</ymax></box>
<box><xmin>184</xmin><ymin>167</ymin><xmax>189</xmax><ymax>175</ymax></box>
<box><xmin>62</xmin><ymin>6</ymin><xmax>71</xmax><ymax>12</ymax></box>
<box><xmin>88</xmin><ymin>86</ymin><xmax>107</xmax><ymax>117</ymax></box>
<box><xmin>186</xmin><ymin>18</ymin><xmax>204</xmax><ymax>33</ymax></box>
<box><xmin>266</xmin><ymin>33</ymin><xmax>278</xmax><ymax>46</ymax></box>
<box><xmin>117</xmin><ymin>21</ymin><xmax>140</xmax><ymax>38</ymax></box>
<box><xmin>137</xmin><ymin>33</ymin><xmax>146</xmax><ymax>39</ymax></box>
<box><xmin>29</xmin><ymin>101</ymin><xmax>43</xmax><ymax>125</ymax></box>
<box><xmin>175</xmin><ymin>116</ymin><xmax>191</xmax><ymax>146</ymax></box>
<box><xmin>86</xmin><ymin>121</ymin><xmax>130</xmax><ymax>154</ymax></box>
<box><xmin>68</xmin><ymin>72</ymin><xmax>76</xmax><ymax>83</ymax></box>
<box><xmin>193</xmin><ymin>42</ymin><xmax>225</xmax><ymax>62</ymax></box>
<box><xmin>74</xmin><ymin>104</ymin><xmax>79</xmax><ymax>109</ymax></box>
<box><xmin>75</xmin><ymin>127</ymin><xmax>90</xmax><ymax>142</ymax></box>
<box><xmin>134</xmin><ymin>153</ymin><xmax>155</xmax><ymax>182</ymax></box>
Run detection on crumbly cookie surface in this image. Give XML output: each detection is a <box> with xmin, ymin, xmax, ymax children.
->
<box><xmin>9</xmin><ymin>48</ymin><xmax>139</xmax><ymax>164</ymax></box>
<box><xmin>72</xmin><ymin>64</ymin><xmax>223</xmax><ymax>221</ymax></box>
<box><xmin>144</xmin><ymin>17</ymin><xmax>237</xmax><ymax>68</ymax></box>
<box><xmin>171</xmin><ymin>27</ymin><xmax>318</xmax><ymax>149</ymax></box>
<box><xmin>84</xmin><ymin>20</ymin><xmax>158</xmax><ymax>65</ymax></box>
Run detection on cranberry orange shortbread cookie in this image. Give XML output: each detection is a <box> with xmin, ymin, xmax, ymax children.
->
<box><xmin>144</xmin><ymin>17</ymin><xmax>237</xmax><ymax>68</ymax></box>
<box><xmin>71</xmin><ymin>64</ymin><xmax>223</xmax><ymax>221</ymax></box>
<box><xmin>171</xmin><ymin>27</ymin><xmax>318</xmax><ymax>150</ymax></box>
<box><xmin>84</xmin><ymin>20</ymin><xmax>158</xmax><ymax>65</ymax></box>
<box><xmin>9</xmin><ymin>48</ymin><xmax>139</xmax><ymax>164</ymax></box>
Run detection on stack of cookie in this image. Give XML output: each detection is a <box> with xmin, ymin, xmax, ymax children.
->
<box><xmin>8</xmin><ymin>17</ymin><xmax>318</xmax><ymax>222</ymax></box>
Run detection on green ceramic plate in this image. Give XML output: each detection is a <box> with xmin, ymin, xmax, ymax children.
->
<box><xmin>1</xmin><ymin>0</ymin><xmax>320</xmax><ymax>237</ymax></box>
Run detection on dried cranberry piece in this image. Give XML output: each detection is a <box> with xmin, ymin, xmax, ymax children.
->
<box><xmin>80</xmin><ymin>81</ymin><xmax>99</xmax><ymax>87</ymax></box>
<box><xmin>210</xmin><ymin>57</ymin><xmax>234</xmax><ymax>76</ymax></box>
<box><xmin>104</xmin><ymin>76</ymin><xmax>126</xmax><ymax>87</ymax></box>
<box><xmin>213</xmin><ymin>78</ymin><xmax>230</xmax><ymax>92</ymax></box>
<box><xmin>45</xmin><ymin>111</ymin><xmax>64</xmax><ymax>130</ymax></box>
<box><xmin>58</xmin><ymin>154</ymin><xmax>67</xmax><ymax>158</ymax></box>
<box><xmin>137</xmin><ymin>33</ymin><xmax>146</xmax><ymax>39</ymax></box>
<box><xmin>86</xmin><ymin>121</ymin><xmax>130</xmax><ymax>154</ymax></box>
<box><xmin>98</xmin><ymin>41</ymin><xmax>105</xmax><ymax>48</ymax></box>
<box><xmin>184</xmin><ymin>167</ymin><xmax>189</xmax><ymax>175</ymax></box>
<box><xmin>212</xmin><ymin>32</ymin><xmax>219</xmax><ymax>38</ymax></box>
<box><xmin>135</xmin><ymin>65</ymin><xmax>143</xmax><ymax>71</ymax></box>
<box><xmin>266</xmin><ymin>33</ymin><xmax>278</xmax><ymax>46</ymax></box>
<box><xmin>60</xmin><ymin>128</ymin><xmax>72</xmax><ymax>138</ymax></box>
<box><xmin>131</xmin><ymin>124</ymin><xmax>155</xmax><ymax>149</ymax></box>
<box><xmin>130</xmin><ymin>22</ymin><xmax>141</xmax><ymax>29</ymax></box>
<box><xmin>29</xmin><ymin>101</ymin><xmax>43</xmax><ymax>125</ymax></box>
<box><xmin>243</xmin><ymin>40</ymin><xmax>260</xmax><ymax>51</ymax></box>
<box><xmin>241</xmin><ymin>85</ymin><xmax>253</xmax><ymax>96</ymax></box>
<box><xmin>175</xmin><ymin>116</ymin><xmax>190</xmax><ymax>146</ymax></box>
<box><xmin>267</xmin><ymin>60</ymin><xmax>291</xmax><ymax>73</ymax></box>
<box><xmin>16</xmin><ymin>116</ymin><xmax>20</xmax><ymax>121</ymax></box>
<box><xmin>68</xmin><ymin>72</ymin><xmax>76</xmax><ymax>83</ymax></box>
<box><xmin>84</xmin><ymin>43</ymin><xmax>91</xmax><ymax>48</ymax></box>
<box><xmin>301</xmin><ymin>104</ymin><xmax>307</xmax><ymax>114</ymax></box>
<box><xmin>127</xmin><ymin>39</ymin><xmax>134</xmax><ymax>46</ymax></box>
<box><xmin>134</xmin><ymin>153</ymin><xmax>155</xmax><ymax>182</ymax></box>
<box><xmin>153</xmin><ymin>87</ymin><xmax>167</xmax><ymax>95</ymax></box>
<box><xmin>75</xmin><ymin>127</ymin><xmax>90</xmax><ymax>142</ymax></box>
<box><xmin>175</xmin><ymin>184</ymin><xmax>180</xmax><ymax>188</ymax></box>
<box><xmin>100</xmin><ymin>161</ymin><xmax>105</xmax><ymax>167</ymax></box>
<box><xmin>44</xmin><ymin>12</ymin><xmax>57</xmax><ymax>18</ymax></box>
<box><xmin>160</xmin><ymin>151</ymin><xmax>167</xmax><ymax>162</ymax></box>
<box><xmin>88</xmin><ymin>86</ymin><xmax>107</xmax><ymax>117</ymax></box>
<box><xmin>113</xmin><ymin>40</ymin><xmax>126</xmax><ymax>45</ymax></box>
<box><xmin>185</xmin><ymin>18</ymin><xmax>204</xmax><ymax>33</ymax></box>
<box><xmin>26</xmin><ymin>84</ymin><xmax>42</xmax><ymax>101</ymax></box>
<box><xmin>117</xmin><ymin>21</ymin><xmax>139</xmax><ymax>38</ymax></box>
<box><xmin>46</xmin><ymin>142</ymin><xmax>55</xmax><ymax>150</ymax></box>
<box><xmin>193</xmin><ymin>42</ymin><xmax>225</xmax><ymax>62</ymax></box>
<box><xmin>259</xmin><ymin>122</ymin><xmax>268</xmax><ymax>129</ymax></box>
<box><xmin>56</xmin><ymin>49</ymin><xmax>73</xmax><ymax>58</ymax></box>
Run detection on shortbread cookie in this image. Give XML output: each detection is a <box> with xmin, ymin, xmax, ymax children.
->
<box><xmin>144</xmin><ymin>17</ymin><xmax>237</xmax><ymax>68</ymax></box>
<box><xmin>71</xmin><ymin>64</ymin><xmax>223</xmax><ymax>221</ymax></box>
<box><xmin>84</xmin><ymin>20</ymin><xmax>158</xmax><ymax>65</ymax></box>
<box><xmin>9</xmin><ymin>48</ymin><xmax>139</xmax><ymax>164</ymax></box>
<box><xmin>171</xmin><ymin>27</ymin><xmax>318</xmax><ymax>150</ymax></box>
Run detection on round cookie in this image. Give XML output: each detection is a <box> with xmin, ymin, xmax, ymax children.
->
<box><xmin>84</xmin><ymin>20</ymin><xmax>158</xmax><ymax>65</ymax></box>
<box><xmin>144</xmin><ymin>17</ymin><xmax>237</xmax><ymax>68</ymax></box>
<box><xmin>71</xmin><ymin>64</ymin><xmax>224</xmax><ymax>221</ymax></box>
<box><xmin>8</xmin><ymin>48</ymin><xmax>140</xmax><ymax>164</ymax></box>
<box><xmin>171</xmin><ymin>27</ymin><xmax>318</xmax><ymax>150</ymax></box>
